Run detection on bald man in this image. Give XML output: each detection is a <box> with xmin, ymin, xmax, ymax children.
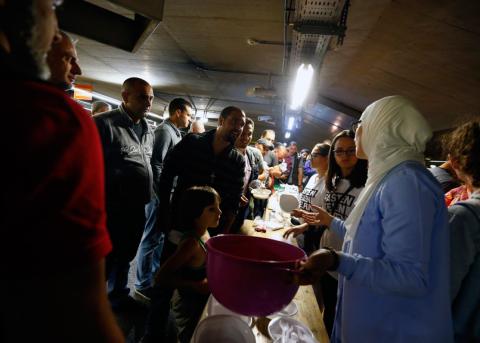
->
<box><xmin>190</xmin><ymin>120</ymin><xmax>205</xmax><ymax>133</ymax></box>
<box><xmin>91</xmin><ymin>101</ymin><xmax>112</xmax><ymax>115</ymax></box>
<box><xmin>94</xmin><ymin>77</ymin><xmax>155</xmax><ymax>310</ymax></box>
<box><xmin>47</xmin><ymin>31</ymin><xmax>82</xmax><ymax>90</ymax></box>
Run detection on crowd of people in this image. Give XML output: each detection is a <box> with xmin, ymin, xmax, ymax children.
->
<box><xmin>2</xmin><ymin>1</ymin><xmax>479</xmax><ymax>343</ymax></box>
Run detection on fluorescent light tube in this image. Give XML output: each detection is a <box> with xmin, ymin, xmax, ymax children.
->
<box><xmin>290</xmin><ymin>64</ymin><xmax>314</xmax><ymax>110</ymax></box>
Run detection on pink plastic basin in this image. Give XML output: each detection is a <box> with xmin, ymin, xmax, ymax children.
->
<box><xmin>206</xmin><ymin>235</ymin><xmax>306</xmax><ymax>316</ymax></box>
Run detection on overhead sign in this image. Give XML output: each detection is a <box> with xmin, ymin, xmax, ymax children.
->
<box><xmin>74</xmin><ymin>84</ymin><xmax>93</xmax><ymax>101</ymax></box>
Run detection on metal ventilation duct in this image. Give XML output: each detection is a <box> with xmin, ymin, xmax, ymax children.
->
<box><xmin>290</xmin><ymin>0</ymin><xmax>347</xmax><ymax>70</ymax></box>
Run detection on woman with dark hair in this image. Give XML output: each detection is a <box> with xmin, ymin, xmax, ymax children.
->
<box><xmin>284</xmin><ymin>131</ymin><xmax>367</xmax><ymax>336</ymax></box>
<box><xmin>319</xmin><ymin>130</ymin><xmax>367</xmax><ymax>336</ymax></box>
<box><xmin>325</xmin><ymin>130</ymin><xmax>368</xmax><ymax>196</ymax></box>
<box><xmin>143</xmin><ymin>186</ymin><xmax>222</xmax><ymax>343</ymax></box>
<box><xmin>446</xmin><ymin>120</ymin><xmax>480</xmax><ymax>342</ymax></box>
<box><xmin>284</xmin><ymin>142</ymin><xmax>331</xmax><ymax>254</ymax></box>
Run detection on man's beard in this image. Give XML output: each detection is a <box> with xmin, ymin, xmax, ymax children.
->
<box><xmin>236</xmin><ymin>140</ymin><xmax>249</xmax><ymax>149</ymax></box>
<box><xmin>5</xmin><ymin>1</ymin><xmax>51</xmax><ymax>80</ymax></box>
<box><xmin>226</xmin><ymin>131</ymin><xmax>239</xmax><ymax>145</ymax></box>
<box><xmin>26</xmin><ymin>4</ymin><xmax>51</xmax><ymax>80</ymax></box>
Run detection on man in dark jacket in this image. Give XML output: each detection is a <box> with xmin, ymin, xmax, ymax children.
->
<box><xmin>143</xmin><ymin>106</ymin><xmax>245</xmax><ymax>342</ymax></box>
<box><xmin>94</xmin><ymin>77</ymin><xmax>155</xmax><ymax>309</ymax></box>
<box><xmin>158</xmin><ymin>106</ymin><xmax>246</xmax><ymax>235</ymax></box>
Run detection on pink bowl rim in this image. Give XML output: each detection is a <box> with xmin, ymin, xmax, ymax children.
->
<box><xmin>206</xmin><ymin>234</ymin><xmax>306</xmax><ymax>265</ymax></box>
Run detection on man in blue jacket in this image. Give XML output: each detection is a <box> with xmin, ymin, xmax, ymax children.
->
<box><xmin>134</xmin><ymin>98</ymin><xmax>193</xmax><ymax>303</ymax></box>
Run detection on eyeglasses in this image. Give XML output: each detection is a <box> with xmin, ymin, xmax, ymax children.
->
<box><xmin>333</xmin><ymin>148</ymin><xmax>356</xmax><ymax>157</ymax></box>
<box><xmin>350</xmin><ymin>120</ymin><xmax>362</xmax><ymax>132</ymax></box>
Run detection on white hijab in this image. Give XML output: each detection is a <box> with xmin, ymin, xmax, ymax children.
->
<box><xmin>343</xmin><ymin>95</ymin><xmax>433</xmax><ymax>253</ymax></box>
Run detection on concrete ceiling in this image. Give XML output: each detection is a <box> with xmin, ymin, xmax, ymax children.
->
<box><xmin>68</xmin><ymin>0</ymin><xmax>480</xmax><ymax>148</ymax></box>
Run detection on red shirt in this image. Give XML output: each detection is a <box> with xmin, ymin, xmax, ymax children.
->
<box><xmin>1</xmin><ymin>80</ymin><xmax>111</xmax><ymax>278</ymax></box>
<box><xmin>445</xmin><ymin>185</ymin><xmax>470</xmax><ymax>208</ymax></box>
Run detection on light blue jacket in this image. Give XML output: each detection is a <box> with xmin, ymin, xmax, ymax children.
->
<box><xmin>449</xmin><ymin>190</ymin><xmax>480</xmax><ymax>341</ymax></box>
<box><xmin>330</xmin><ymin>161</ymin><xmax>453</xmax><ymax>342</ymax></box>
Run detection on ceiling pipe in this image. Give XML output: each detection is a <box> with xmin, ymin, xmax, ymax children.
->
<box><xmin>247</xmin><ymin>38</ymin><xmax>290</xmax><ymax>46</ymax></box>
<box><xmin>147</xmin><ymin>112</ymin><xmax>164</xmax><ymax>121</ymax></box>
<box><xmin>282</xmin><ymin>0</ymin><xmax>294</xmax><ymax>75</ymax></box>
<box><xmin>192</xmin><ymin>62</ymin><xmax>284</xmax><ymax>78</ymax></box>
<box><xmin>153</xmin><ymin>90</ymin><xmax>284</xmax><ymax>108</ymax></box>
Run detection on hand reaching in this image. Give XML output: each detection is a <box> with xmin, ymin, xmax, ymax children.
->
<box><xmin>283</xmin><ymin>225</ymin><xmax>308</xmax><ymax>239</ymax></box>
<box><xmin>239</xmin><ymin>194</ymin><xmax>249</xmax><ymax>207</ymax></box>
<box><xmin>303</xmin><ymin>204</ymin><xmax>334</xmax><ymax>227</ymax></box>
<box><xmin>290</xmin><ymin>208</ymin><xmax>305</xmax><ymax>218</ymax></box>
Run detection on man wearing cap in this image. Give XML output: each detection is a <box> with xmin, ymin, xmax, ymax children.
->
<box><xmin>256</xmin><ymin>138</ymin><xmax>274</xmax><ymax>156</ymax></box>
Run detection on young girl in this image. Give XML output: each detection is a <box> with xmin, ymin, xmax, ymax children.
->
<box><xmin>285</xmin><ymin>131</ymin><xmax>367</xmax><ymax>336</ymax></box>
<box><xmin>283</xmin><ymin>142</ymin><xmax>331</xmax><ymax>254</ymax></box>
<box><xmin>143</xmin><ymin>186</ymin><xmax>222</xmax><ymax>343</ymax></box>
<box><xmin>319</xmin><ymin>130</ymin><xmax>367</xmax><ymax>256</ymax></box>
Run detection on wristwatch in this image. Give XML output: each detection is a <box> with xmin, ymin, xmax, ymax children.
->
<box><xmin>324</xmin><ymin>246</ymin><xmax>340</xmax><ymax>271</ymax></box>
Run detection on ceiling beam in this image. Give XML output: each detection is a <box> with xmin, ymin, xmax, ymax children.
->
<box><xmin>57</xmin><ymin>0</ymin><xmax>162</xmax><ymax>52</ymax></box>
<box><xmin>316</xmin><ymin>95</ymin><xmax>361</xmax><ymax>119</ymax></box>
<box><xmin>108</xmin><ymin>0</ymin><xmax>165</xmax><ymax>21</ymax></box>
<box><xmin>132</xmin><ymin>17</ymin><xmax>161</xmax><ymax>53</ymax></box>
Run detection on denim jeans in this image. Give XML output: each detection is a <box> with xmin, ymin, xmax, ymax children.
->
<box><xmin>135</xmin><ymin>196</ymin><xmax>164</xmax><ymax>291</ymax></box>
<box><xmin>105</xmin><ymin>203</ymin><xmax>146</xmax><ymax>305</ymax></box>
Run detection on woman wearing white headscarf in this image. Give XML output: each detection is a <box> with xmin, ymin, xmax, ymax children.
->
<box><xmin>297</xmin><ymin>96</ymin><xmax>453</xmax><ymax>342</ymax></box>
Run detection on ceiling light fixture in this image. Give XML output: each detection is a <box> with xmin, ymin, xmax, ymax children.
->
<box><xmin>73</xmin><ymin>86</ymin><xmax>121</xmax><ymax>105</ymax></box>
<box><xmin>91</xmin><ymin>91</ymin><xmax>121</xmax><ymax>105</ymax></box>
<box><xmin>287</xmin><ymin>116</ymin><xmax>295</xmax><ymax>130</ymax></box>
<box><xmin>285</xmin><ymin>131</ymin><xmax>291</xmax><ymax>139</ymax></box>
<box><xmin>73</xmin><ymin>87</ymin><xmax>164</xmax><ymax>121</ymax></box>
<box><xmin>290</xmin><ymin>63</ymin><xmax>314</xmax><ymax>110</ymax></box>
